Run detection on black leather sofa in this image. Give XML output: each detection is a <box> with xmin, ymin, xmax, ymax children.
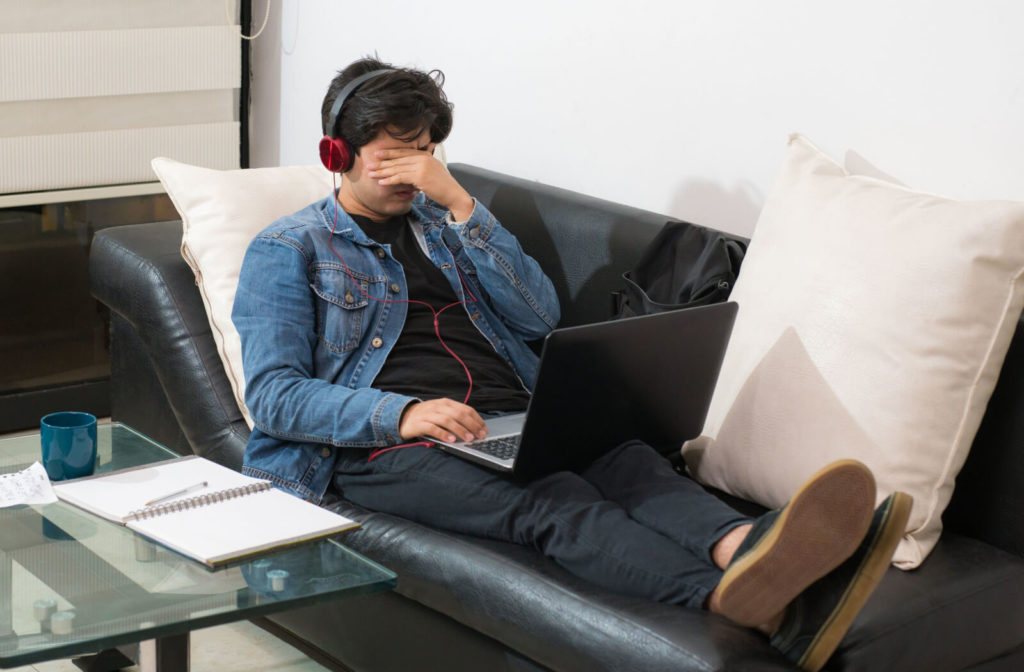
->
<box><xmin>89</xmin><ymin>164</ymin><xmax>1024</xmax><ymax>671</ymax></box>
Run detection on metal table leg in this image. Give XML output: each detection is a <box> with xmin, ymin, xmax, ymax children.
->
<box><xmin>0</xmin><ymin>552</ymin><xmax>12</xmax><ymax>639</ymax></box>
<box><xmin>139</xmin><ymin>633</ymin><xmax>190</xmax><ymax>672</ymax></box>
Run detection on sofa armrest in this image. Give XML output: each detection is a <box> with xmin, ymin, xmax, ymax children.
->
<box><xmin>89</xmin><ymin>221</ymin><xmax>248</xmax><ymax>469</ymax></box>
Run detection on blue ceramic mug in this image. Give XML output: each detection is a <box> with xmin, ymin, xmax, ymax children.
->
<box><xmin>40</xmin><ymin>412</ymin><xmax>98</xmax><ymax>481</ymax></box>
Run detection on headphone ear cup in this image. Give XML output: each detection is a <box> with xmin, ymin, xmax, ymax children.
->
<box><xmin>319</xmin><ymin>136</ymin><xmax>351</xmax><ymax>173</ymax></box>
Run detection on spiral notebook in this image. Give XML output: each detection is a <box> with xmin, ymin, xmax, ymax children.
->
<box><xmin>52</xmin><ymin>456</ymin><xmax>359</xmax><ymax>567</ymax></box>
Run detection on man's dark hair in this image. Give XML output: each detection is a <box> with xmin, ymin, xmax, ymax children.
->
<box><xmin>321</xmin><ymin>57</ymin><xmax>454</xmax><ymax>154</ymax></box>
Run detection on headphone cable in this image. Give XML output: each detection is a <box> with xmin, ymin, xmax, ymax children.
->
<box><xmin>326</xmin><ymin>176</ymin><xmax>482</xmax><ymax>461</ymax></box>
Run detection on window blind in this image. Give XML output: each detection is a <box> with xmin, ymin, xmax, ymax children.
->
<box><xmin>0</xmin><ymin>0</ymin><xmax>242</xmax><ymax>202</ymax></box>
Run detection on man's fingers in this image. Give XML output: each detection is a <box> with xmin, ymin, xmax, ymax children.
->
<box><xmin>399</xmin><ymin>399</ymin><xmax>487</xmax><ymax>442</ymax></box>
<box><xmin>367</xmin><ymin>157</ymin><xmax>423</xmax><ymax>177</ymax></box>
<box><xmin>367</xmin><ymin>158</ymin><xmax>414</xmax><ymax>171</ymax></box>
<box><xmin>425</xmin><ymin>420</ymin><xmax>478</xmax><ymax>443</ymax></box>
<box><xmin>425</xmin><ymin>402</ymin><xmax>486</xmax><ymax>442</ymax></box>
<box><xmin>368</xmin><ymin>150</ymin><xmax>438</xmax><ymax>174</ymax></box>
<box><xmin>425</xmin><ymin>423</ymin><xmax>469</xmax><ymax>444</ymax></box>
<box><xmin>439</xmin><ymin>399</ymin><xmax>488</xmax><ymax>437</ymax></box>
<box><xmin>370</xmin><ymin>168</ymin><xmax>418</xmax><ymax>186</ymax></box>
<box><xmin>373</xmin><ymin>148</ymin><xmax>420</xmax><ymax>159</ymax></box>
<box><xmin>367</xmin><ymin>162</ymin><xmax>418</xmax><ymax>183</ymax></box>
<box><xmin>374</xmin><ymin>173</ymin><xmax>407</xmax><ymax>186</ymax></box>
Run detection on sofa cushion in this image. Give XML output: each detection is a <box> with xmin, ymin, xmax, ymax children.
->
<box><xmin>330</xmin><ymin>497</ymin><xmax>1024</xmax><ymax>672</ymax></box>
<box><xmin>683</xmin><ymin>134</ymin><xmax>1024</xmax><ymax>568</ymax></box>
<box><xmin>151</xmin><ymin>158</ymin><xmax>335</xmax><ymax>428</ymax></box>
<box><xmin>836</xmin><ymin>534</ymin><xmax>1024</xmax><ymax>672</ymax></box>
<box><xmin>328</xmin><ymin>501</ymin><xmax>794</xmax><ymax>672</ymax></box>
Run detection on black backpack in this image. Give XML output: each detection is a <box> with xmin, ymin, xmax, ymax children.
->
<box><xmin>613</xmin><ymin>221</ymin><xmax>747</xmax><ymax>319</ymax></box>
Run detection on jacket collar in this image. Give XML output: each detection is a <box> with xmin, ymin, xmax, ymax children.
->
<box><xmin>317</xmin><ymin>194</ymin><xmax>448</xmax><ymax>246</ymax></box>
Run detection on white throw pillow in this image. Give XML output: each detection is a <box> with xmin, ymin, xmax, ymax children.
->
<box><xmin>151</xmin><ymin>158</ymin><xmax>336</xmax><ymax>428</ymax></box>
<box><xmin>682</xmin><ymin>134</ymin><xmax>1024</xmax><ymax>569</ymax></box>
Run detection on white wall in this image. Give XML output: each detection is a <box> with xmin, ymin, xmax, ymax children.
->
<box><xmin>251</xmin><ymin>0</ymin><xmax>1024</xmax><ymax>237</ymax></box>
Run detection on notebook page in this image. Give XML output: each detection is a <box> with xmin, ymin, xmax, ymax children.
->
<box><xmin>53</xmin><ymin>456</ymin><xmax>265</xmax><ymax>523</ymax></box>
<box><xmin>125</xmin><ymin>487</ymin><xmax>359</xmax><ymax>566</ymax></box>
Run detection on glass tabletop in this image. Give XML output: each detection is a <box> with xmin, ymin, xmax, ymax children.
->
<box><xmin>0</xmin><ymin>423</ymin><xmax>395</xmax><ymax>668</ymax></box>
<box><xmin>0</xmin><ymin>422</ymin><xmax>182</xmax><ymax>478</ymax></box>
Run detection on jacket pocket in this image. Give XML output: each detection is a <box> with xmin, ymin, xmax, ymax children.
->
<box><xmin>312</xmin><ymin>273</ymin><xmax>370</xmax><ymax>354</ymax></box>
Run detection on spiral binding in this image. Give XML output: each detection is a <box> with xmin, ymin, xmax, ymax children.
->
<box><xmin>126</xmin><ymin>481</ymin><xmax>272</xmax><ymax>521</ymax></box>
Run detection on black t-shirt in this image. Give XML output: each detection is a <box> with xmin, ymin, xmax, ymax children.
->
<box><xmin>352</xmin><ymin>214</ymin><xmax>530</xmax><ymax>413</ymax></box>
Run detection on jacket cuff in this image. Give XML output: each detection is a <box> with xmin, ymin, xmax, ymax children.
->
<box><xmin>372</xmin><ymin>393</ymin><xmax>419</xmax><ymax>445</ymax></box>
<box><xmin>450</xmin><ymin>199</ymin><xmax>496</xmax><ymax>244</ymax></box>
<box><xmin>445</xmin><ymin>198</ymin><xmax>478</xmax><ymax>226</ymax></box>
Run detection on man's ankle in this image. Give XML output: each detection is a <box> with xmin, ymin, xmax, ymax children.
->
<box><xmin>712</xmin><ymin>523</ymin><xmax>752</xmax><ymax>570</ymax></box>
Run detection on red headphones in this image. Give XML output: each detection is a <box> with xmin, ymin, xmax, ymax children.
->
<box><xmin>318</xmin><ymin>68</ymin><xmax>396</xmax><ymax>173</ymax></box>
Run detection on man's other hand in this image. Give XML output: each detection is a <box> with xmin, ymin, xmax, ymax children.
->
<box><xmin>367</xmin><ymin>149</ymin><xmax>475</xmax><ymax>222</ymax></box>
<box><xmin>399</xmin><ymin>398</ymin><xmax>488</xmax><ymax>443</ymax></box>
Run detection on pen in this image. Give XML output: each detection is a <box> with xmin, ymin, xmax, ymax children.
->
<box><xmin>144</xmin><ymin>481</ymin><xmax>209</xmax><ymax>507</ymax></box>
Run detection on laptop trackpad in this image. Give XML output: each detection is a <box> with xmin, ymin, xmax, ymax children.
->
<box><xmin>483</xmin><ymin>412</ymin><xmax>526</xmax><ymax>438</ymax></box>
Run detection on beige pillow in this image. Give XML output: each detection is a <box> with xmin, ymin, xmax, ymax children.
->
<box><xmin>151</xmin><ymin>158</ymin><xmax>336</xmax><ymax>428</ymax></box>
<box><xmin>683</xmin><ymin>134</ymin><xmax>1024</xmax><ymax>569</ymax></box>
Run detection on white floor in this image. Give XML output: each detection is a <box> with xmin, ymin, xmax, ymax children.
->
<box><xmin>4</xmin><ymin>620</ymin><xmax>328</xmax><ymax>672</ymax></box>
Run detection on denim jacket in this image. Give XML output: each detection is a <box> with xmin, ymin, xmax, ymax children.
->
<box><xmin>232</xmin><ymin>194</ymin><xmax>560</xmax><ymax>502</ymax></box>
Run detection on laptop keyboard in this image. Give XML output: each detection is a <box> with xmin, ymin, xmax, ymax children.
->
<box><xmin>467</xmin><ymin>435</ymin><xmax>521</xmax><ymax>460</ymax></box>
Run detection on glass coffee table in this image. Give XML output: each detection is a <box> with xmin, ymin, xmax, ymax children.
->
<box><xmin>0</xmin><ymin>423</ymin><xmax>395</xmax><ymax>671</ymax></box>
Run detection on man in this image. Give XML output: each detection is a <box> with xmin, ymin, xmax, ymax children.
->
<box><xmin>232</xmin><ymin>57</ymin><xmax>910</xmax><ymax>671</ymax></box>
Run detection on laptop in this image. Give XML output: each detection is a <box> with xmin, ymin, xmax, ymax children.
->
<box><xmin>432</xmin><ymin>301</ymin><xmax>738</xmax><ymax>478</ymax></box>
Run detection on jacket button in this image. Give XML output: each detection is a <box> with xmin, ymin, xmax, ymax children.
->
<box><xmin>371</xmin><ymin>337</ymin><xmax>384</xmax><ymax>348</ymax></box>
<box><xmin>320</xmin><ymin>447</ymin><xmax>331</xmax><ymax>458</ymax></box>
<box><xmin>390</xmin><ymin>283</ymin><xmax>400</xmax><ymax>293</ymax></box>
<box><xmin>345</xmin><ymin>291</ymin><xmax>355</xmax><ymax>304</ymax></box>
<box><xmin>468</xmin><ymin>227</ymin><xmax>480</xmax><ymax>239</ymax></box>
<box><xmin>376</xmin><ymin>248</ymin><xmax>387</xmax><ymax>258</ymax></box>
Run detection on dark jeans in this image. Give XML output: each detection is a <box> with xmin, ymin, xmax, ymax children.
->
<box><xmin>332</xmin><ymin>439</ymin><xmax>749</xmax><ymax>608</ymax></box>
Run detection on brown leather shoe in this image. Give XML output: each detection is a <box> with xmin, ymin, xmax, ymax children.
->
<box><xmin>770</xmin><ymin>491</ymin><xmax>913</xmax><ymax>672</ymax></box>
<box><xmin>712</xmin><ymin>459</ymin><xmax>876</xmax><ymax>627</ymax></box>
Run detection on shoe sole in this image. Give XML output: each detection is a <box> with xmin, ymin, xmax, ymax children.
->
<box><xmin>798</xmin><ymin>491</ymin><xmax>913</xmax><ymax>672</ymax></box>
<box><xmin>715</xmin><ymin>459</ymin><xmax>876</xmax><ymax>627</ymax></box>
